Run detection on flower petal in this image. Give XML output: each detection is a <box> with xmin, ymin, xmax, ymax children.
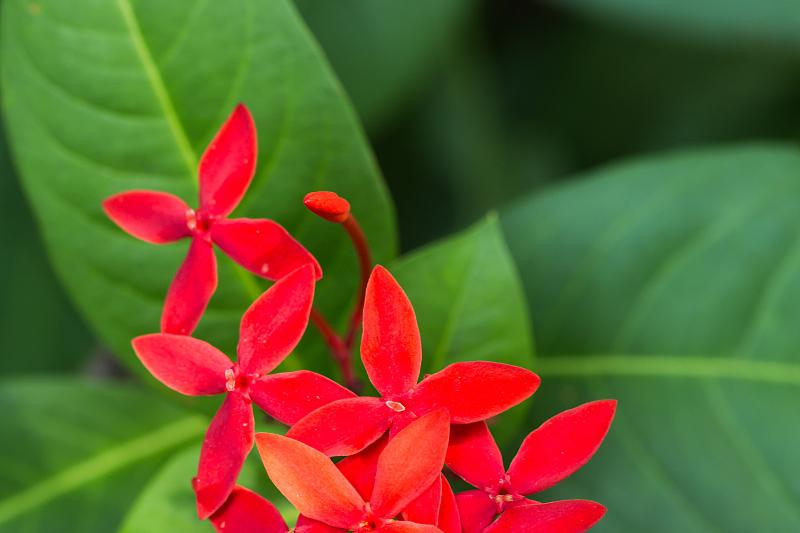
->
<box><xmin>336</xmin><ymin>435</ymin><xmax>388</xmax><ymax>500</ymax></box>
<box><xmin>211</xmin><ymin>218</ymin><xmax>322</xmax><ymax>281</ymax></box>
<box><xmin>437</xmin><ymin>476</ymin><xmax>461</xmax><ymax>533</ymax></box>
<box><xmin>161</xmin><ymin>237</ymin><xmax>218</xmax><ymax>335</ymax></box>
<box><xmin>361</xmin><ymin>266</ymin><xmax>422</xmax><ymax>398</ymax></box>
<box><xmin>255</xmin><ymin>433</ymin><xmax>364</xmax><ymax>529</ymax></box>
<box><xmin>370</xmin><ymin>409</ymin><xmax>450</xmax><ymax>519</ymax></box>
<box><xmin>411</xmin><ymin>362</ymin><xmax>540</xmax><ymax>423</ymax></box>
<box><xmin>376</xmin><ymin>523</ymin><xmax>442</xmax><ymax>533</ymax></box>
<box><xmin>445</xmin><ymin>422</ymin><xmax>505</xmax><ymax>490</ymax></box>
<box><xmin>295</xmin><ymin>515</ymin><xmax>344</xmax><ymax>532</ymax></box>
<box><xmin>484</xmin><ymin>500</ymin><xmax>606</xmax><ymax>533</ymax></box>
<box><xmin>402</xmin><ymin>476</ymin><xmax>441</xmax><ymax>526</ymax></box>
<box><xmin>198</xmin><ymin>104</ymin><xmax>257</xmax><ymax>218</ymax></box>
<box><xmin>103</xmin><ymin>190</ymin><xmax>190</xmax><ymax>244</ymax></box>
<box><xmin>131</xmin><ymin>333</ymin><xmax>231</xmax><ymax>395</ymax></box>
<box><xmin>210</xmin><ymin>485</ymin><xmax>288</xmax><ymax>533</ymax></box>
<box><xmin>250</xmin><ymin>370</ymin><xmax>355</xmax><ymax>425</ymax></box>
<box><xmin>287</xmin><ymin>397</ymin><xmax>391</xmax><ymax>456</ymax></box>
<box><xmin>237</xmin><ymin>264</ymin><xmax>315</xmax><ymax>375</ymax></box>
<box><xmin>507</xmin><ymin>400</ymin><xmax>616</xmax><ymax>495</ymax></box>
<box><xmin>455</xmin><ymin>491</ymin><xmax>496</xmax><ymax>533</ymax></box>
<box><xmin>195</xmin><ymin>392</ymin><xmax>255</xmax><ymax>519</ymax></box>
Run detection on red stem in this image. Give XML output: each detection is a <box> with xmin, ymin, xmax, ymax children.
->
<box><xmin>342</xmin><ymin>214</ymin><xmax>372</xmax><ymax>348</ymax></box>
<box><xmin>310</xmin><ymin>308</ymin><xmax>358</xmax><ymax>391</ymax></box>
<box><xmin>307</xmin><ymin>212</ymin><xmax>372</xmax><ymax>392</ymax></box>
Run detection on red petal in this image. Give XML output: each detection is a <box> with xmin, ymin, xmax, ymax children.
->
<box><xmin>287</xmin><ymin>397</ymin><xmax>391</xmax><ymax>456</ymax></box>
<box><xmin>370</xmin><ymin>409</ymin><xmax>450</xmax><ymax>519</ymax></box>
<box><xmin>402</xmin><ymin>476</ymin><xmax>441</xmax><ymax>525</ymax></box>
<box><xmin>336</xmin><ymin>435</ymin><xmax>388</xmax><ymax>500</ymax></box>
<box><xmin>295</xmin><ymin>515</ymin><xmax>344</xmax><ymax>532</ymax></box>
<box><xmin>484</xmin><ymin>500</ymin><xmax>606</xmax><ymax>533</ymax></box>
<box><xmin>161</xmin><ymin>237</ymin><xmax>218</xmax><ymax>335</ymax></box>
<box><xmin>361</xmin><ymin>266</ymin><xmax>422</xmax><ymax>397</ymax></box>
<box><xmin>237</xmin><ymin>264</ymin><xmax>316</xmax><ymax>375</ymax></box>
<box><xmin>250</xmin><ymin>370</ymin><xmax>355</xmax><ymax>425</ymax></box>
<box><xmin>411</xmin><ymin>362</ymin><xmax>540</xmax><ymax>424</ymax></box>
<box><xmin>455</xmin><ymin>491</ymin><xmax>496</xmax><ymax>533</ymax></box>
<box><xmin>103</xmin><ymin>190</ymin><xmax>190</xmax><ymax>244</ymax></box>
<box><xmin>445</xmin><ymin>422</ymin><xmax>505</xmax><ymax>490</ymax></box>
<box><xmin>210</xmin><ymin>485</ymin><xmax>288</xmax><ymax>533</ymax></box>
<box><xmin>131</xmin><ymin>333</ymin><xmax>230</xmax><ymax>395</ymax></box>
<box><xmin>507</xmin><ymin>400</ymin><xmax>616</xmax><ymax>495</ymax></box>
<box><xmin>437</xmin><ymin>477</ymin><xmax>461</xmax><ymax>533</ymax></box>
<box><xmin>195</xmin><ymin>392</ymin><xmax>254</xmax><ymax>519</ymax></box>
<box><xmin>211</xmin><ymin>218</ymin><xmax>322</xmax><ymax>281</ymax></box>
<box><xmin>198</xmin><ymin>104</ymin><xmax>257</xmax><ymax>217</ymax></box>
<box><xmin>255</xmin><ymin>433</ymin><xmax>364</xmax><ymax>529</ymax></box>
<box><xmin>303</xmin><ymin>191</ymin><xmax>351</xmax><ymax>223</ymax></box>
<box><xmin>376</xmin><ymin>523</ymin><xmax>442</xmax><ymax>532</ymax></box>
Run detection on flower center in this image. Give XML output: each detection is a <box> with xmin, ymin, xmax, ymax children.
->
<box><xmin>352</xmin><ymin>504</ymin><xmax>386</xmax><ymax>532</ymax></box>
<box><xmin>224</xmin><ymin>365</ymin><xmax>256</xmax><ymax>394</ymax></box>
<box><xmin>185</xmin><ymin>208</ymin><xmax>214</xmax><ymax>236</ymax></box>
<box><xmin>488</xmin><ymin>475</ymin><xmax>523</xmax><ymax>512</ymax></box>
<box><xmin>385</xmin><ymin>400</ymin><xmax>406</xmax><ymax>412</ymax></box>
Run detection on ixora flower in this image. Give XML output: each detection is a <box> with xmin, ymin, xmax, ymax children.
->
<box><xmin>104</xmin><ymin>104</ymin><xmax>321</xmax><ymax>335</ymax></box>
<box><xmin>257</xmin><ymin>410</ymin><xmax>451</xmax><ymax>532</ymax></box>
<box><xmin>131</xmin><ymin>265</ymin><xmax>354</xmax><ymax>519</ymax></box>
<box><xmin>287</xmin><ymin>265</ymin><xmax>541</xmax><ymax>457</ymax></box>
<box><xmin>447</xmin><ymin>400</ymin><xmax>617</xmax><ymax>533</ymax></box>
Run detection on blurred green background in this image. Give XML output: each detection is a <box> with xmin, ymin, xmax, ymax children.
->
<box><xmin>2</xmin><ymin>0</ymin><xmax>800</xmax><ymax>531</ymax></box>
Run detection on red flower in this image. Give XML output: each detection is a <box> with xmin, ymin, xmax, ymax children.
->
<box><xmin>331</xmin><ymin>436</ymin><xmax>461</xmax><ymax>532</ymax></box>
<box><xmin>257</xmin><ymin>410</ymin><xmax>451</xmax><ymax>532</ymax></box>
<box><xmin>210</xmin><ymin>485</ymin><xmax>288</xmax><ymax>533</ymax></box>
<box><xmin>446</xmin><ymin>400</ymin><xmax>617</xmax><ymax>533</ymax></box>
<box><xmin>131</xmin><ymin>265</ymin><xmax>353</xmax><ymax>518</ymax></box>
<box><xmin>287</xmin><ymin>265</ymin><xmax>541</xmax><ymax>456</ymax></box>
<box><xmin>103</xmin><ymin>104</ymin><xmax>321</xmax><ymax>335</ymax></box>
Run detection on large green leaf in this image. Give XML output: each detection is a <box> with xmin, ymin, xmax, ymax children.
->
<box><xmin>551</xmin><ymin>0</ymin><xmax>800</xmax><ymax>50</ymax></box>
<box><xmin>295</xmin><ymin>0</ymin><xmax>477</xmax><ymax>130</ymax></box>
<box><xmin>0</xmin><ymin>378</ymin><xmax>206</xmax><ymax>532</ymax></box>
<box><xmin>0</xmin><ymin>125</ymin><xmax>93</xmax><ymax>374</ymax></box>
<box><xmin>392</xmin><ymin>216</ymin><xmax>535</xmax><ymax>444</ymax></box>
<box><xmin>1</xmin><ymin>0</ymin><xmax>396</xmax><ymax>377</ymax></box>
<box><xmin>502</xmin><ymin>144</ymin><xmax>800</xmax><ymax>531</ymax></box>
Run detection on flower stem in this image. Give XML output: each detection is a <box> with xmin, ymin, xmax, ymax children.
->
<box><xmin>342</xmin><ymin>214</ymin><xmax>372</xmax><ymax>349</ymax></box>
<box><xmin>310</xmin><ymin>307</ymin><xmax>359</xmax><ymax>391</ymax></box>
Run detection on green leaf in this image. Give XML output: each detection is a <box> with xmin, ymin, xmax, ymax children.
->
<box><xmin>0</xmin><ymin>378</ymin><xmax>206</xmax><ymax>532</ymax></box>
<box><xmin>1</xmin><ymin>0</ymin><xmax>396</xmax><ymax>377</ymax></box>
<box><xmin>392</xmin><ymin>216</ymin><xmax>535</xmax><ymax>444</ymax></box>
<box><xmin>120</xmin><ymin>443</ymin><xmax>296</xmax><ymax>532</ymax></box>
<box><xmin>295</xmin><ymin>0</ymin><xmax>477</xmax><ymax>130</ymax></box>
<box><xmin>551</xmin><ymin>0</ymin><xmax>800</xmax><ymax>50</ymax></box>
<box><xmin>0</xmin><ymin>125</ymin><xmax>93</xmax><ymax>374</ymax></box>
<box><xmin>502</xmin><ymin>144</ymin><xmax>800</xmax><ymax>531</ymax></box>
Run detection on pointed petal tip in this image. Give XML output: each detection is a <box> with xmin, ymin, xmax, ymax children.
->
<box><xmin>304</xmin><ymin>191</ymin><xmax>351</xmax><ymax>223</ymax></box>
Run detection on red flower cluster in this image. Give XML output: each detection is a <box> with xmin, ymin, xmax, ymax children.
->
<box><xmin>106</xmin><ymin>104</ymin><xmax>616</xmax><ymax>532</ymax></box>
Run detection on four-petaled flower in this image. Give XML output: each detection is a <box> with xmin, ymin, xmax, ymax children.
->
<box><xmin>287</xmin><ymin>265</ymin><xmax>541</xmax><ymax>456</ymax></box>
<box><xmin>446</xmin><ymin>400</ymin><xmax>617</xmax><ymax>533</ymax></box>
<box><xmin>258</xmin><ymin>410</ymin><xmax>452</xmax><ymax>532</ymax></box>
<box><xmin>104</xmin><ymin>104</ymin><xmax>321</xmax><ymax>335</ymax></box>
<box><xmin>131</xmin><ymin>264</ymin><xmax>354</xmax><ymax>518</ymax></box>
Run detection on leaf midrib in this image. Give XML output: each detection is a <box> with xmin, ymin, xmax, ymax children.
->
<box><xmin>0</xmin><ymin>415</ymin><xmax>206</xmax><ymax>525</ymax></box>
<box><xmin>116</xmin><ymin>0</ymin><xmax>198</xmax><ymax>178</ymax></box>
<box><xmin>537</xmin><ymin>354</ymin><xmax>800</xmax><ymax>385</ymax></box>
